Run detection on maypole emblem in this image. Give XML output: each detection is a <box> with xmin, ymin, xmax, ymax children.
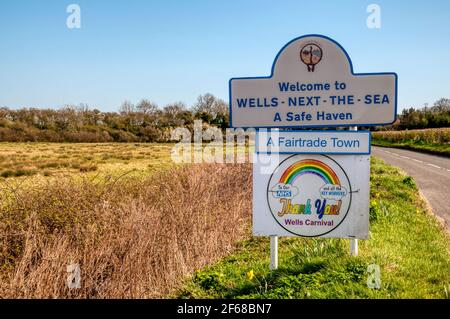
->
<box><xmin>300</xmin><ymin>43</ymin><xmax>323</xmax><ymax>72</ymax></box>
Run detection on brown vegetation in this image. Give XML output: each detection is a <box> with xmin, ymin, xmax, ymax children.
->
<box><xmin>372</xmin><ymin>127</ymin><xmax>450</xmax><ymax>144</ymax></box>
<box><xmin>0</xmin><ymin>143</ymin><xmax>174</xmax><ymax>179</ymax></box>
<box><xmin>0</xmin><ymin>163</ymin><xmax>252</xmax><ymax>298</ymax></box>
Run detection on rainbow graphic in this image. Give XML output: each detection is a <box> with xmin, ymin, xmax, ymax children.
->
<box><xmin>279</xmin><ymin>159</ymin><xmax>340</xmax><ymax>185</ymax></box>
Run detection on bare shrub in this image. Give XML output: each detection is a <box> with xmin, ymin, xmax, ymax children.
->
<box><xmin>0</xmin><ymin>163</ymin><xmax>252</xmax><ymax>298</ymax></box>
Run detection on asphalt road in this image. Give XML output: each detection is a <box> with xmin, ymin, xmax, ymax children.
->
<box><xmin>372</xmin><ymin>146</ymin><xmax>450</xmax><ymax>229</ymax></box>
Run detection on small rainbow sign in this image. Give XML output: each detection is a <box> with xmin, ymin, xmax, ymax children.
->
<box><xmin>278</xmin><ymin>159</ymin><xmax>340</xmax><ymax>185</ymax></box>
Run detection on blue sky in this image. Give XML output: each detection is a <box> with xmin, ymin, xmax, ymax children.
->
<box><xmin>0</xmin><ymin>0</ymin><xmax>449</xmax><ymax>112</ymax></box>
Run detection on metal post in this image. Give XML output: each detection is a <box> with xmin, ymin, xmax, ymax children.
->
<box><xmin>349</xmin><ymin>125</ymin><xmax>359</xmax><ymax>256</ymax></box>
<box><xmin>269</xmin><ymin>127</ymin><xmax>280</xmax><ymax>270</ymax></box>
<box><xmin>350</xmin><ymin>237</ymin><xmax>358</xmax><ymax>256</ymax></box>
<box><xmin>270</xmin><ymin>236</ymin><xmax>278</xmax><ymax>270</ymax></box>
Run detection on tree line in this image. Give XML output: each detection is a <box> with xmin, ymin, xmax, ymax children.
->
<box><xmin>0</xmin><ymin>93</ymin><xmax>229</xmax><ymax>142</ymax></box>
<box><xmin>1</xmin><ymin>96</ymin><xmax>448</xmax><ymax>142</ymax></box>
<box><xmin>380</xmin><ymin>98</ymin><xmax>450</xmax><ymax>130</ymax></box>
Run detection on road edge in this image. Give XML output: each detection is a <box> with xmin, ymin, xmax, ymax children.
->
<box><xmin>417</xmin><ymin>190</ymin><xmax>449</xmax><ymax>235</ymax></box>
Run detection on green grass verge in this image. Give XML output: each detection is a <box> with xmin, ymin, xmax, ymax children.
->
<box><xmin>176</xmin><ymin>157</ymin><xmax>450</xmax><ymax>299</ymax></box>
<box><xmin>372</xmin><ymin>139</ymin><xmax>450</xmax><ymax>157</ymax></box>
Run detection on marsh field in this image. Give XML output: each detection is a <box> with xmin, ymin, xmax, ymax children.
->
<box><xmin>0</xmin><ymin>142</ymin><xmax>449</xmax><ymax>298</ymax></box>
<box><xmin>0</xmin><ymin>143</ymin><xmax>174</xmax><ymax>178</ymax></box>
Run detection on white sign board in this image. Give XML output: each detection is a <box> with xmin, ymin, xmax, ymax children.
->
<box><xmin>257</xmin><ymin>131</ymin><xmax>371</xmax><ymax>155</ymax></box>
<box><xmin>230</xmin><ymin>34</ymin><xmax>397</xmax><ymax>128</ymax></box>
<box><xmin>253</xmin><ymin>154</ymin><xmax>370</xmax><ymax>238</ymax></box>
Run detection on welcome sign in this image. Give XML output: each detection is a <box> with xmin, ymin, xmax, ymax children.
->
<box><xmin>230</xmin><ymin>34</ymin><xmax>397</xmax><ymax>128</ymax></box>
<box><xmin>253</xmin><ymin>154</ymin><xmax>370</xmax><ymax>238</ymax></box>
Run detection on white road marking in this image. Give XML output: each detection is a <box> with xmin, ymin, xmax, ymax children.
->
<box><xmin>386</xmin><ymin>151</ymin><xmax>399</xmax><ymax>156</ymax></box>
<box><xmin>375</xmin><ymin>147</ymin><xmax>448</xmax><ymax>171</ymax></box>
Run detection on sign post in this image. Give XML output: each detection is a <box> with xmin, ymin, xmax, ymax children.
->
<box><xmin>229</xmin><ymin>34</ymin><xmax>397</xmax><ymax>269</ymax></box>
<box><xmin>270</xmin><ymin>236</ymin><xmax>278</xmax><ymax>270</ymax></box>
<box><xmin>349</xmin><ymin>126</ymin><xmax>358</xmax><ymax>257</ymax></box>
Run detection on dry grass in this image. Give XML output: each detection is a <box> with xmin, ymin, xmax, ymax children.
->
<box><xmin>372</xmin><ymin>128</ymin><xmax>450</xmax><ymax>156</ymax></box>
<box><xmin>0</xmin><ymin>142</ymin><xmax>174</xmax><ymax>179</ymax></box>
<box><xmin>373</xmin><ymin>127</ymin><xmax>450</xmax><ymax>144</ymax></box>
<box><xmin>0</xmin><ymin>163</ymin><xmax>252</xmax><ymax>298</ymax></box>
